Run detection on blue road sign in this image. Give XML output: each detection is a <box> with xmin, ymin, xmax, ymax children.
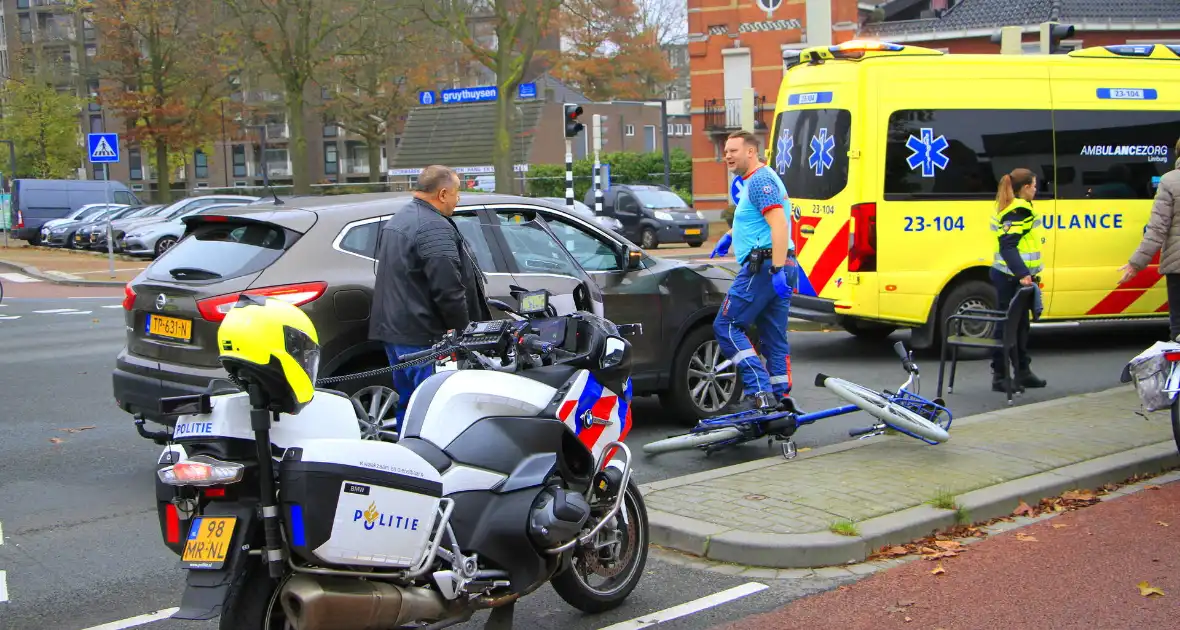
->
<box><xmin>419</xmin><ymin>91</ymin><xmax>437</xmax><ymax>105</ymax></box>
<box><xmin>88</xmin><ymin>133</ymin><xmax>119</xmax><ymax>164</ymax></box>
<box><xmin>518</xmin><ymin>83</ymin><xmax>537</xmax><ymax>99</ymax></box>
<box><xmin>440</xmin><ymin>86</ymin><xmax>498</xmax><ymax>104</ymax></box>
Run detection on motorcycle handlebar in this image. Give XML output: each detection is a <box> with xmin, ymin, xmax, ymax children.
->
<box><xmin>399</xmin><ymin>345</ymin><xmax>450</xmax><ymax>362</ymax></box>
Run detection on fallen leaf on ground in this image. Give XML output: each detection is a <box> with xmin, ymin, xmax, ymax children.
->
<box><xmin>931</xmin><ymin>564</ymin><xmax>946</xmax><ymax>575</ymax></box>
<box><xmin>1145</xmin><ymin>485</ymin><xmax>1161</xmax><ymax>491</ymax></box>
<box><xmin>904</xmin><ymin>616</ymin><xmax>913</xmax><ymax>623</ymax></box>
<box><xmin>1062</xmin><ymin>489</ymin><xmax>1096</xmax><ymax>501</ymax></box>
<box><xmin>934</xmin><ymin>540</ymin><xmax>962</xmax><ymax>551</ymax></box>
<box><xmin>1015</xmin><ymin>533</ymin><xmax>1038</xmax><ymax>542</ymax></box>
<box><xmin>1157</xmin><ymin>521</ymin><xmax>1169</xmax><ymax>527</ymax></box>
<box><xmin>881</xmin><ymin>546</ymin><xmax>910</xmax><ymax>557</ymax></box>
<box><xmin>49</xmin><ymin>437</ymin><xmax>63</xmax><ymax>444</ymax></box>
<box><xmin>1137</xmin><ymin>581</ymin><xmax>1165</xmax><ymax>597</ymax></box>
<box><xmin>58</xmin><ymin>426</ymin><xmax>97</xmax><ymax>434</ymax></box>
<box><xmin>1013</xmin><ymin>501</ymin><xmax>1034</xmax><ymax>516</ymax></box>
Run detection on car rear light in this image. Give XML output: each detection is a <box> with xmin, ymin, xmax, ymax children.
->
<box><xmin>848</xmin><ymin>202</ymin><xmax>877</xmax><ymax>273</ymax></box>
<box><xmin>15</xmin><ymin>210</ymin><xmax>23</xmax><ymax>229</ymax></box>
<box><xmin>1164</xmin><ymin>352</ymin><xmax>1180</xmax><ymax>362</ymax></box>
<box><xmin>196</xmin><ymin>281</ymin><xmax>327</xmax><ymax>323</ymax></box>
<box><xmin>123</xmin><ymin>283</ymin><xmax>136</xmax><ymax>310</ymax></box>
<box><xmin>158</xmin><ymin>455</ymin><xmax>245</xmax><ymax>486</ymax></box>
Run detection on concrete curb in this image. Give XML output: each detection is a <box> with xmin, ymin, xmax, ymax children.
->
<box><xmin>646</xmin><ymin>442</ymin><xmax>1179</xmax><ymax>568</ymax></box>
<box><xmin>0</xmin><ymin>259</ymin><xmax>128</xmax><ymax>287</ymax></box>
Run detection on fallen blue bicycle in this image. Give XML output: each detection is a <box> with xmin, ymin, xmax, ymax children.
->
<box><xmin>643</xmin><ymin>341</ymin><xmax>953</xmax><ymax>458</ymax></box>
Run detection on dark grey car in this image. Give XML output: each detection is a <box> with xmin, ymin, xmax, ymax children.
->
<box><xmin>113</xmin><ymin>192</ymin><xmax>742</xmax><ymax>432</ymax></box>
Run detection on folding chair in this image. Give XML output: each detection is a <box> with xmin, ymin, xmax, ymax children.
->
<box><xmin>937</xmin><ymin>285</ymin><xmax>1036</xmax><ymax>406</ymax></box>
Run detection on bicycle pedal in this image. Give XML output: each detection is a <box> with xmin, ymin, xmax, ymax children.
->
<box><xmin>781</xmin><ymin>440</ymin><xmax>797</xmax><ymax>460</ymax></box>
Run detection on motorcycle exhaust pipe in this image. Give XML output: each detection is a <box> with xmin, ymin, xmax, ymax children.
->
<box><xmin>279</xmin><ymin>573</ymin><xmax>452</xmax><ymax>630</ymax></box>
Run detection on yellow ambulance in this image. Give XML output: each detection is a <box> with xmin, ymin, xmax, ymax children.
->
<box><xmin>771</xmin><ymin>40</ymin><xmax>1180</xmax><ymax>350</ymax></box>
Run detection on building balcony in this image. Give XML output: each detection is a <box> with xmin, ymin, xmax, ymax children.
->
<box><xmin>703</xmin><ymin>96</ymin><xmax>768</xmax><ymax>133</ymax></box>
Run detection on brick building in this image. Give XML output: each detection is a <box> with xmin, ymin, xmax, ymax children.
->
<box><xmin>688</xmin><ymin>0</ymin><xmax>1180</xmax><ymax>212</ymax></box>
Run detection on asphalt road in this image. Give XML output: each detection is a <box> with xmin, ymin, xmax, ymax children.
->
<box><xmin>0</xmin><ymin>288</ymin><xmax>1169</xmax><ymax>630</ymax></box>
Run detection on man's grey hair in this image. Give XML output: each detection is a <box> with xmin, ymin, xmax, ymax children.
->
<box><xmin>415</xmin><ymin>165</ymin><xmax>459</xmax><ymax>194</ymax></box>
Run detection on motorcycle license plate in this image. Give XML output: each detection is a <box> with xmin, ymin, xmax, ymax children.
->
<box><xmin>181</xmin><ymin>516</ymin><xmax>237</xmax><ymax>570</ymax></box>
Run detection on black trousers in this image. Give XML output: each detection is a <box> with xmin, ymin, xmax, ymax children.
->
<box><xmin>1167</xmin><ymin>273</ymin><xmax>1180</xmax><ymax>342</ymax></box>
<box><xmin>990</xmin><ymin>268</ymin><xmax>1030</xmax><ymax>375</ymax></box>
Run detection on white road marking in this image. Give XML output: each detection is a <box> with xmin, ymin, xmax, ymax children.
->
<box><xmin>101</xmin><ymin>305</ymin><xmax>123</xmax><ymax>309</ymax></box>
<box><xmin>58</xmin><ymin>310</ymin><xmax>94</xmax><ymax>315</ymax></box>
<box><xmin>33</xmin><ymin>309</ymin><xmax>79</xmax><ymax>314</ymax></box>
<box><xmin>0</xmin><ymin>272</ymin><xmax>39</xmax><ymax>283</ymax></box>
<box><xmin>80</xmin><ymin>608</ymin><xmax>180</xmax><ymax>630</ymax></box>
<box><xmin>0</xmin><ymin>315</ymin><xmax>19</xmax><ymax>321</ymax></box>
<box><xmin>597</xmin><ymin>582</ymin><xmax>770</xmax><ymax>629</ymax></box>
<box><xmin>0</xmin><ymin>520</ymin><xmax>7</xmax><ymax>604</ymax></box>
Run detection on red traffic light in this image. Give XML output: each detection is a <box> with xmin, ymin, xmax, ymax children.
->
<box><xmin>567</xmin><ymin>105</ymin><xmax>583</xmax><ymax>119</ymax></box>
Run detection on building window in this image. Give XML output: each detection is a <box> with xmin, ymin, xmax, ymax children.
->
<box><xmin>323</xmin><ymin>121</ymin><xmax>337</xmax><ymax>137</ymax></box>
<box><xmin>625</xmin><ymin>124</ymin><xmax>635</xmax><ymax>136</ymax></box>
<box><xmin>321</xmin><ymin>86</ymin><xmax>332</xmax><ymax>100</ymax></box>
<box><xmin>89</xmin><ymin>115</ymin><xmax>104</xmax><ymax>134</ymax></box>
<box><xmin>686</xmin><ymin>123</ymin><xmax>692</xmax><ymax>136</ymax></box>
<box><xmin>194</xmin><ymin>149</ymin><xmax>208</xmax><ymax>179</ymax></box>
<box><xmin>644</xmin><ymin>125</ymin><xmax>656</xmax><ymax>152</ymax></box>
<box><xmin>84</xmin><ymin>17</ymin><xmax>96</xmax><ymax>41</ymax></box>
<box><xmin>883</xmin><ymin>109</ymin><xmax>1054</xmax><ymax>201</ymax></box>
<box><xmin>17</xmin><ymin>0</ymin><xmax>29</xmax><ymax>9</ymax></box>
<box><xmin>129</xmin><ymin>148</ymin><xmax>142</xmax><ymax>180</ymax></box>
<box><xmin>232</xmin><ymin>144</ymin><xmax>247</xmax><ymax>177</ymax></box>
<box><xmin>88</xmin><ymin>79</ymin><xmax>101</xmax><ymax>111</ymax></box>
<box><xmin>1053</xmin><ymin>110</ymin><xmax>1180</xmax><ymax>200</ymax></box>
<box><xmin>324</xmin><ymin>143</ymin><xmax>338</xmax><ymax>175</ymax></box>
<box><xmin>770</xmin><ymin>108</ymin><xmax>853</xmax><ymax>201</ymax></box>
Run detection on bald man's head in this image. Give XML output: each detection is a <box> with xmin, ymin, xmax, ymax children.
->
<box><xmin>413</xmin><ymin>165</ymin><xmax>461</xmax><ymax>216</ymax></box>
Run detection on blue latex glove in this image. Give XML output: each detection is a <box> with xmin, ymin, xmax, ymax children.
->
<box><xmin>772</xmin><ymin>265</ymin><xmax>793</xmax><ymax>299</ymax></box>
<box><xmin>710</xmin><ymin>233</ymin><xmax>732</xmax><ymax>258</ymax></box>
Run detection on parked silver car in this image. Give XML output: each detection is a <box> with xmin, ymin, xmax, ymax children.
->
<box><xmin>110</xmin><ymin>195</ymin><xmax>259</xmax><ymax>253</ymax></box>
<box><xmin>122</xmin><ymin>202</ymin><xmax>253</xmax><ymax>257</ymax></box>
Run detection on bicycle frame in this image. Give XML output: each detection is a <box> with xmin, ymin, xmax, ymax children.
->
<box><xmin>678</xmin><ymin>346</ymin><xmax>953</xmax><ymax>455</ymax></box>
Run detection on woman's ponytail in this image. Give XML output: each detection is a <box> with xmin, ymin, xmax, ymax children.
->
<box><xmin>996</xmin><ymin>174</ymin><xmax>1014</xmax><ymax>212</ymax></box>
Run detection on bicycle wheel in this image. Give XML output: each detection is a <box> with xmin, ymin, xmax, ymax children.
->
<box><xmin>822</xmin><ymin>376</ymin><xmax>950</xmax><ymax>443</ymax></box>
<box><xmin>643</xmin><ymin>427</ymin><xmax>742</xmax><ymax>455</ymax></box>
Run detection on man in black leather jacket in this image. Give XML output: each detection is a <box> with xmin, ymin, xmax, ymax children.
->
<box><xmin>369</xmin><ymin>165</ymin><xmax>491</xmax><ymax>429</ymax></box>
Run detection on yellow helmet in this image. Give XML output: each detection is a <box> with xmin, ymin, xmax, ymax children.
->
<box><xmin>217</xmin><ymin>294</ymin><xmax>320</xmax><ymax>414</ymax></box>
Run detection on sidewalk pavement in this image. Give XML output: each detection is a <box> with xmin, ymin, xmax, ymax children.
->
<box><xmin>717</xmin><ymin>474</ymin><xmax>1180</xmax><ymax>630</ymax></box>
<box><xmin>0</xmin><ymin>243</ymin><xmax>146</xmax><ymax>287</ymax></box>
<box><xmin>641</xmin><ymin>386</ymin><xmax>1180</xmax><ymax>569</ymax></box>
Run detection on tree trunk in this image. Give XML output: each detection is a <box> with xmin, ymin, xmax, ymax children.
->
<box><xmin>155</xmin><ymin>138</ymin><xmax>172</xmax><ymax>203</ymax></box>
<box><xmin>366</xmin><ymin>136</ymin><xmax>381</xmax><ymax>184</ymax></box>
<box><xmin>493</xmin><ymin>92</ymin><xmax>516</xmax><ymax>193</ymax></box>
<box><xmin>286</xmin><ymin>92</ymin><xmax>309</xmax><ymax>194</ymax></box>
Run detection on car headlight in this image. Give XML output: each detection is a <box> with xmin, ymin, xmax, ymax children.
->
<box><xmin>654</xmin><ymin>211</ymin><xmax>674</xmax><ymax>221</ymax></box>
<box><xmin>696</xmin><ymin>211</ymin><xmax>705</xmax><ymax>220</ymax></box>
<box><xmin>125</xmin><ymin>231</ymin><xmax>142</xmax><ymax>239</ymax></box>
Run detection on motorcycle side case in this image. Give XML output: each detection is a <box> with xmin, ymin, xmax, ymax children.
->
<box><xmin>279</xmin><ymin>439</ymin><xmax>444</xmax><ymax>569</ymax></box>
<box><xmin>169</xmin><ymin>389</ymin><xmax>363</xmax><ymax>445</ymax></box>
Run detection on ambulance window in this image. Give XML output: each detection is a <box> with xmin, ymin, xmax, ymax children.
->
<box><xmin>769</xmin><ymin>109</ymin><xmax>851</xmax><ymax>200</ymax></box>
<box><xmin>883</xmin><ymin>109</ymin><xmax>1054</xmax><ymax>201</ymax></box>
<box><xmin>1053</xmin><ymin>110</ymin><xmax>1180</xmax><ymax>200</ymax></box>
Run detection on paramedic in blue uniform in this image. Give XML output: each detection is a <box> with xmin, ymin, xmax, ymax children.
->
<box><xmin>709</xmin><ymin>130</ymin><xmax>799</xmax><ymax>413</ymax></box>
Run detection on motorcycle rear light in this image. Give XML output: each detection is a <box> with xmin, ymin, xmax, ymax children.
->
<box><xmin>1164</xmin><ymin>352</ymin><xmax>1180</xmax><ymax>362</ymax></box>
<box><xmin>122</xmin><ymin>283</ymin><xmax>136</xmax><ymax>310</ymax></box>
<box><xmin>204</xmin><ymin>487</ymin><xmax>226</xmax><ymax>498</ymax></box>
<box><xmin>158</xmin><ymin>455</ymin><xmax>245</xmax><ymax>487</ymax></box>
<box><xmin>164</xmin><ymin>503</ymin><xmax>181</xmax><ymax>544</ymax></box>
<box><xmin>196</xmin><ymin>281</ymin><xmax>327</xmax><ymax>322</ymax></box>
<box><xmin>848</xmin><ymin>202</ymin><xmax>877</xmax><ymax>273</ymax></box>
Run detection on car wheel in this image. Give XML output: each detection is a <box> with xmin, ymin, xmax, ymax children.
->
<box><xmin>938</xmin><ymin>279</ymin><xmax>997</xmax><ymax>360</ymax></box>
<box><xmin>640</xmin><ymin>228</ymin><xmax>658</xmax><ymax>249</ymax></box>
<box><xmin>660</xmin><ymin>325</ymin><xmax>741</xmax><ymax>426</ymax></box>
<box><xmin>350</xmin><ymin>384</ymin><xmax>400</xmax><ymax>442</ymax></box>
<box><xmin>64</xmin><ymin>231</ymin><xmax>77</xmax><ymax>249</ymax></box>
<box><xmin>687</xmin><ymin>240</ymin><xmax>704</xmax><ymax>248</ymax></box>
<box><xmin>154</xmin><ymin>236</ymin><xmax>177</xmax><ymax>257</ymax></box>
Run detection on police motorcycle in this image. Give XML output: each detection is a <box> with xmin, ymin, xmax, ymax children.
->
<box><xmin>146</xmin><ymin>288</ymin><xmax>647</xmax><ymax>629</ymax></box>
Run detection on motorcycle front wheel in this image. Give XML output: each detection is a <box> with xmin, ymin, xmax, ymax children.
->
<box><xmin>550</xmin><ymin>479</ymin><xmax>649</xmax><ymax>614</ymax></box>
<box><xmin>1171</xmin><ymin>397</ymin><xmax>1180</xmax><ymax>455</ymax></box>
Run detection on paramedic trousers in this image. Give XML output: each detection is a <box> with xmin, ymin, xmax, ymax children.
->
<box><xmin>384</xmin><ymin>343</ymin><xmax>436</xmax><ymax>430</ymax></box>
<box><xmin>989</xmin><ymin>268</ymin><xmax>1031</xmax><ymax>375</ymax></box>
<box><xmin>714</xmin><ymin>256</ymin><xmax>798</xmax><ymax>399</ymax></box>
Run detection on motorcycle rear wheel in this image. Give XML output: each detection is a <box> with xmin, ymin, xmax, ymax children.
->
<box><xmin>218</xmin><ymin>562</ymin><xmax>289</xmax><ymax>630</ymax></box>
<box><xmin>551</xmin><ymin>479</ymin><xmax>649</xmax><ymax>614</ymax></box>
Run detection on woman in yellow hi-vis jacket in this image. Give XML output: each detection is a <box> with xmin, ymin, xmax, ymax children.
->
<box><xmin>990</xmin><ymin>168</ymin><xmax>1047</xmax><ymax>392</ymax></box>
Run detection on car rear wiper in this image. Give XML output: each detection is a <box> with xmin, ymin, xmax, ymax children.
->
<box><xmin>169</xmin><ymin>267</ymin><xmax>222</xmax><ymax>280</ymax></box>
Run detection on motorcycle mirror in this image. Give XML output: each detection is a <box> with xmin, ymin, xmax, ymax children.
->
<box><xmin>487</xmin><ymin>298</ymin><xmax>516</xmax><ymax>314</ymax></box>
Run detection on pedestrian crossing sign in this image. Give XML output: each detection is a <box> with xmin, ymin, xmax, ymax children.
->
<box><xmin>87</xmin><ymin>133</ymin><xmax>120</xmax><ymax>164</ymax></box>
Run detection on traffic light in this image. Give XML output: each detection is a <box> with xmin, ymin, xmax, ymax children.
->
<box><xmin>564</xmin><ymin>104</ymin><xmax>584</xmax><ymax>138</ymax></box>
<box><xmin>1041</xmin><ymin>22</ymin><xmax>1075</xmax><ymax>54</ymax></box>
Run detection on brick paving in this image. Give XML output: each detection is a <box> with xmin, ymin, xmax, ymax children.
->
<box><xmin>644</xmin><ymin>388</ymin><xmax>1171</xmax><ymax>535</ymax></box>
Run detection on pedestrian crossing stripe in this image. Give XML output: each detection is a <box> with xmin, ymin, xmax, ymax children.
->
<box><xmin>0</xmin><ymin>272</ymin><xmax>40</xmax><ymax>283</ymax></box>
<box><xmin>91</xmin><ymin>137</ymin><xmax>116</xmax><ymax>158</ymax></box>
